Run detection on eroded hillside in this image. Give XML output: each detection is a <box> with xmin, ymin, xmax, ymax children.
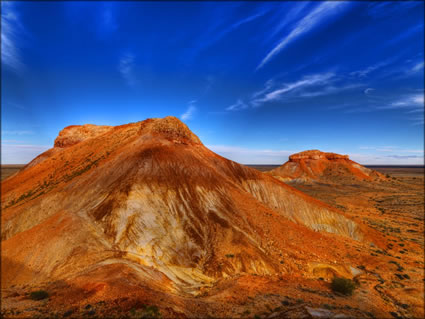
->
<box><xmin>269</xmin><ymin>150</ymin><xmax>385</xmax><ymax>183</ymax></box>
<box><xmin>1</xmin><ymin>117</ymin><xmax>420</xmax><ymax>318</ymax></box>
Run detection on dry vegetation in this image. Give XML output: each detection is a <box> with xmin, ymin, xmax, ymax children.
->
<box><xmin>1</xmin><ymin>141</ymin><xmax>423</xmax><ymax>319</ymax></box>
<box><xmin>280</xmin><ymin>167</ymin><xmax>424</xmax><ymax>319</ymax></box>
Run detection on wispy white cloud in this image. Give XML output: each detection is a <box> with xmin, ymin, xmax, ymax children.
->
<box><xmin>362</xmin><ymin>93</ymin><xmax>424</xmax><ymax>124</ymax></box>
<box><xmin>1</xmin><ymin>143</ymin><xmax>50</xmax><ymax>164</ymax></box>
<box><xmin>342</xmin><ymin>92</ymin><xmax>424</xmax><ymax>116</ymax></box>
<box><xmin>3</xmin><ymin>101</ymin><xmax>26</xmax><ymax>110</ymax></box>
<box><xmin>349</xmin><ymin>53</ymin><xmax>420</xmax><ymax>80</ymax></box>
<box><xmin>1</xmin><ymin>2</ymin><xmax>24</xmax><ymax>73</ymax></box>
<box><xmin>264</xmin><ymin>2</ymin><xmax>309</xmax><ymax>42</ymax></box>
<box><xmin>226</xmin><ymin>99</ymin><xmax>248</xmax><ymax>111</ymax></box>
<box><xmin>101</xmin><ymin>3</ymin><xmax>118</xmax><ymax>33</ymax></box>
<box><xmin>411</xmin><ymin>61</ymin><xmax>424</xmax><ymax>73</ymax></box>
<box><xmin>207</xmin><ymin>144</ymin><xmax>296</xmax><ymax>164</ymax></box>
<box><xmin>2</xmin><ymin>139</ymin><xmax>25</xmax><ymax>143</ymax></box>
<box><xmin>386</xmin><ymin>23</ymin><xmax>423</xmax><ymax>47</ymax></box>
<box><xmin>250</xmin><ymin>72</ymin><xmax>336</xmax><ymax>107</ymax></box>
<box><xmin>350</xmin><ymin>58</ymin><xmax>396</xmax><ymax>78</ymax></box>
<box><xmin>297</xmin><ymin>83</ymin><xmax>363</xmax><ymax>98</ymax></box>
<box><xmin>257</xmin><ymin>2</ymin><xmax>350</xmax><ymax>70</ymax></box>
<box><xmin>367</xmin><ymin>1</ymin><xmax>422</xmax><ymax>20</ymax></box>
<box><xmin>364</xmin><ymin>88</ymin><xmax>375</xmax><ymax>95</ymax></box>
<box><xmin>409</xmin><ymin>115</ymin><xmax>424</xmax><ymax>126</ymax></box>
<box><xmin>251</xmin><ymin>79</ymin><xmax>275</xmax><ymax>99</ymax></box>
<box><xmin>358</xmin><ymin>146</ymin><xmax>423</xmax><ymax>154</ymax></box>
<box><xmin>207</xmin><ymin>144</ymin><xmax>424</xmax><ymax>165</ymax></box>
<box><xmin>227</xmin><ymin>72</ymin><xmax>366</xmax><ymax>111</ymax></box>
<box><xmin>191</xmin><ymin>6</ymin><xmax>269</xmax><ymax>57</ymax></box>
<box><xmin>376</xmin><ymin>94</ymin><xmax>424</xmax><ymax>111</ymax></box>
<box><xmin>181</xmin><ymin>100</ymin><xmax>197</xmax><ymax>121</ymax></box>
<box><xmin>343</xmin><ymin>107</ymin><xmax>375</xmax><ymax>114</ymax></box>
<box><xmin>203</xmin><ymin>75</ymin><xmax>215</xmax><ymax>93</ymax></box>
<box><xmin>2</xmin><ymin>130</ymin><xmax>34</xmax><ymax>136</ymax></box>
<box><xmin>359</xmin><ymin>146</ymin><xmax>392</xmax><ymax>151</ymax></box>
<box><xmin>227</xmin><ymin>9</ymin><xmax>269</xmax><ymax>33</ymax></box>
<box><xmin>406</xmin><ymin>108</ymin><xmax>424</xmax><ymax>114</ymax></box>
<box><xmin>349</xmin><ymin>153</ymin><xmax>424</xmax><ymax>165</ymax></box>
<box><xmin>255</xmin><ymin>73</ymin><xmax>335</xmax><ymax>103</ymax></box>
<box><xmin>118</xmin><ymin>53</ymin><xmax>137</xmax><ymax>87</ymax></box>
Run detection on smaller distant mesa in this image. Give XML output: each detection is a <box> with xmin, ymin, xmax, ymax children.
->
<box><xmin>289</xmin><ymin>150</ymin><xmax>349</xmax><ymax>161</ymax></box>
<box><xmin>269</xmin><ymin>149</ymin><xmax>384</xmax><ymax>183</ymax></box>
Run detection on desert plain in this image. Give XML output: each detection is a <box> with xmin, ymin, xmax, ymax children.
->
<box><xmin>1</xmin><ymin>117</ymin><xmax>424</xmax><ymax>319</ymax></box>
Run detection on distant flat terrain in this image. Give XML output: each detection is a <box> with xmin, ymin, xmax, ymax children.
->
<box><xmin>247</xmin><ymin>164</ymin><xmax>425</xmax><ymax>176</ymax></box>
<box><xmin>2</xmin><ymin>155</ymin><xmax>425</xmax><ymax>318</ymax></box>
<box><xmin>367</xmin><ymin>166</ymin><xmax>424</xmax><ymax>177</ymax></box>
<box><xmin>2</xmin><ymin>164</ymin><xmax>423</xmax><ymax>181</ymax></box>
<box><xmin>246</xmin><ymin>164</ymin><xmax>280</xmax><ymax>172</ymax></box>
<box><xmin>1</xmin><ymin>165</ymin><xmax>26</xmax><ymax>181</ymax></box>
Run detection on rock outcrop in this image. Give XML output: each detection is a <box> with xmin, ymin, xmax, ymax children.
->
<box><xmin>1</xmin><ymin>118</ymin><xmax>377</xmax><ymax>311</ymax></box>
<box><xmin>269</xmin><ymin>150</ymin><xmax>384</xmax><ymax>183</ymax></box>
<box><xmin>54</xmin><ymin>124</ymin><xmax>112</xmax><ymax>148</ymax></box>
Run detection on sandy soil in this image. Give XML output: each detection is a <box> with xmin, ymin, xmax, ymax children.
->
<box><xmin>282</xmin><ymin>171</ymin><xmax>424</xmax><ymax>319</ymax></box>
<box><xmin>1</xmin><ymin>159</ymin><xmax>423</xmax><ymax>318</ymax></box>
<box><xmin>1</xmin><ymin>165</ymin><xmax>25</xmax><ymax>181</ymax></box>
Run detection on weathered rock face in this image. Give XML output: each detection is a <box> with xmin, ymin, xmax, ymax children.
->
<box><xmin>1</xmin><ymin>118</ymin><xmax>372</xmax><ymax>297</ymax></box>
<box><xmin>289</xmin><ymin>150</ymin><xmax>349</xmax><ymax>161</ymax></box>
<box><xmin>54</xmin><ymin>124</ymin><xmax>112</xmax><ymax>148</ymax></box>
<box><xmin>270</xmin><ymin>149</ymin><xmax>384</xmax><ymax>183</ymax></box>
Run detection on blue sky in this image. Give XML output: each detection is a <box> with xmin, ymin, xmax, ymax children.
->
<box><xmin>1</xmin><ymin>1</ymin><xmax>424</xmax><ymax>164</ymax></box>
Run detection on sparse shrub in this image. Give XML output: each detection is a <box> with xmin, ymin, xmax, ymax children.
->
<box><xmin>281</xmin><ymin>300</ymin><xmax>290</xmax><ymax>306</ymax></box>
<box><xmin>145</xmin><ymin>305</ymin><xmax>160</xmax><ymax>316</ymax></box>
<box><xmin>394</xmin><ymin>273</ymin><xmax>404</xmax><ymax>280</ymax></box>
<box><xmin>29</xmin><ymin>290</ymin><xmax>49</xmax><ymax>300</ymax></box>
<box><xmin>87</xmin><ymin>309</ymin><xmax>96</xmax><ymax>316</ymax></box>
<box><xmin>225</xmin><ymin>254</ymin><xmax>235</xmax><ymax>258</ymax></box>
<box><xmin>130</xmin><ymin>305</ymin><xmax>161</xmax><ymax>319</ymax></box>
<box><xmin>330</xmin><ymin>277</ymin><xmax>356</xmax><ymax>296</ymax></box>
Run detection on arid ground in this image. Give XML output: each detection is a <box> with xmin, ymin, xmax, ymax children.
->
<box><xmin>5</xmin><ymin>164</ymin><xmax>423</xmax><ymax>181</ymax></box>
<box><xmin>1</xmin><ymin>165</ymin><xmax>26</xmax><ymax>181</ymax></box>
<box><xmin>267</xmin><ymin>164</ymin><xmax>424</xmax><ymax>319</ymax></box>
<box><xmin>1</xmin><ymin>157</ymin><xmax>423</xmax><ymax>318</ymax></box>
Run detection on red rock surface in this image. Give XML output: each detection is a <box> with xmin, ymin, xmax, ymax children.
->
<box><xmin>54</xmin><ymin>124</ymin><xmax>112</xmax><ymax>148</ymax></box>
<box><xmin>1</xmin><ymin>118</ymin><xmax>403</xmax><ymax>318</ymax></box>
<box><xmin>270</xmin><ymin>150</ymin><xmax>385</xmax><ymax>183</ymax></box>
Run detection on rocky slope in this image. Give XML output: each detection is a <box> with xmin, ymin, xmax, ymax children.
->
<box><xmin>1</xmin><ymin>117</ymin><xmax>388</xmax><ymax>317</ymax></box>
<box><xmin>269</xmin><ymin>150</ymin><xmax>385</xmax><ymax>183</ymax></box>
